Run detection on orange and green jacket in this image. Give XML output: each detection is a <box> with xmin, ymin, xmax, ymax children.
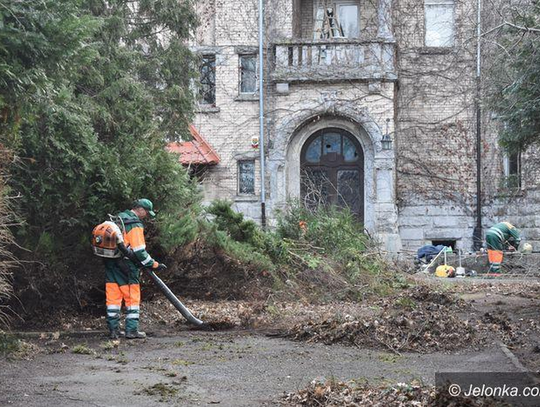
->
<box><xmin>486</xmin><ymin>222</ymin><xmax>521</xmax><ymax>251</ymax></box>
<box><xmin>118</xmin><ymin>210</ymin><xmax>159</xmax><ymax>269</ymax></box>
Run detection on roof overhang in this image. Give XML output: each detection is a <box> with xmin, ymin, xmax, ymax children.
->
<box><xmin>167</xmin><ymin>125</ymin><xmax>220</xmax><ymax>166</ymax></box>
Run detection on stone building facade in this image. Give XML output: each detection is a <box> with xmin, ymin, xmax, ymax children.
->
<box><xmin>188</xmin><ymin>0</ymin><xmax>540</xmax><ymax>254</ymax></box>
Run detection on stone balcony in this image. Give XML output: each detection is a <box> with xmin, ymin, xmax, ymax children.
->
<box><xmin>271</xmin><ymin>39</ymin><xmax>397</xmax><ymax>83</ymax></box>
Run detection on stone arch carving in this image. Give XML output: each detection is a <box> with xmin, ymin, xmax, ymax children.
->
<box><xmin>270</xmin><ymin>103</ymin><xmax>383</xmax><ymax>161</ymax></box>
<box><xmin>268</xmin><ymin>101</ymin><xmax>386</xmax><ymax>233</ymax></box>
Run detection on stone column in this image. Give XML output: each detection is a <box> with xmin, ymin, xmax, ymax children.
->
<box><xmin>266</xmin><ymin>156</ymin><xmax>287</xmax><ymax>226</ymax></box>
<box><xmin>374</xmin><ymin>150</ymin><xmax>402</xmax><ymax>255</ymax></box>
<box><xmin>377</xmin><ymin>0</ymin><xmax>394</xmax><ymax>41</ymax></box>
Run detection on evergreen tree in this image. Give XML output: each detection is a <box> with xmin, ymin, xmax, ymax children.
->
<box><xmin>489</xmin><ymin>5</ymin><xmax>540</xmax><ymax>153</ymax></box>
<box><xmin>0</xmin><ymin>0</ymin><xmax>199</xmax><ymax>251</ymax></box>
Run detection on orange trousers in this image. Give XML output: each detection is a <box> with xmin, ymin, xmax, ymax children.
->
<box><xmin>104</xmin><ymin>258</ymin><xmax>141</xmax><ymax>333</ymax></box>
<box><xmin>487</xmin><ymin>249</ymin><xmax>503</xmax><ymax>272</ymax></box>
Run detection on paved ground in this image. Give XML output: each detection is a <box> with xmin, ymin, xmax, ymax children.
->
<box><xmin>3</xmin><ymin>275</ymin><xmax>540</xmax><ymax>406</ymax></box>
<box><xmin>0</xmin><ymin>328</ymin><xmax>521</xmax><ymax>406</ymax></box>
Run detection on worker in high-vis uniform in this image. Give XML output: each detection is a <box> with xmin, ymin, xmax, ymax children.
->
<box><xmin>485</xmin><ymin>221</ymin><xmax>521</xmax><ymax>273</ymax></box>
<box><xmin>104</xmin><ymin>199</ymin><xmax>166</xmax><ymax>339</ymax></box>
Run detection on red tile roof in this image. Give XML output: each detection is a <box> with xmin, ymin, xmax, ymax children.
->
<box><xmin>167</xmin><ymin>125</ymin><xmax>220</xmax><ymax>165</ymax></box>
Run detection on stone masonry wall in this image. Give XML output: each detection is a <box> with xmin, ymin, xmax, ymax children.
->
<box><xmin>395</xmin><ymin>0</ymin><xmax>540</xmax><ymax>252</ymax></box>
<box><xmin>192</xmin><ymin>0</ymin><xmax>540</xmax><ymax>254</ymax></box>
<box><xmin>395</xmin><ymin>0</ymin><xmax>482</xmax><ymax>252</ymax></box>
<box><xmin>192</xmin><ymin>0</ymin><xmax>291</xmax><ymax>220</ymax></box>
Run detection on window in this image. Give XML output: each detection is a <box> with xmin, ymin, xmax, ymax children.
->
<box><xmin>503</xmin><ymin>151</ymin><xmax>521</xmax><ymax>188</ymax></box>
<box><xmin>238</xmin><ymin>160</ymin><xmax>255</xmax><ymax>194</ymax></box>
<box><xmin>239</xmin><ymin>55</ymin><xmax>257</xmax><ymax>94</ymax></box>
<box><xmin>425</xmin><ymin>0</ymin><xmax>455</xmax><ymax>47</ymax></box>
<box><xmin>431</xmin><ymin>239</ymin><xmax>456</xmax><ymax>250</ymax></box>
<box><xmin>337</xmin><ymin>3</ymin><xmax>360</xmax><ymax>38</ymax></box>
<box><xmin>303</xmin><ymin>132</ymin><xmax>360</xmax><ymax>164</ymax></box>
<box><xmin>199</xmin><ymin>55</ymin><xmax>216</xmax><ymax>105</ymax></box>
<box><xmin>313</xmin><ymin>1</ymin><xmax>360</xmax><ymax>39</ymax></box>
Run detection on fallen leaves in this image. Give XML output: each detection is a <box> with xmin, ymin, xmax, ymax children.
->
<box><xmin>282</xmin><ymin>379</ymin><xmax>505</xmax><ymax>406</ymax></box>
<box><xmin>282</xmin><ymin>285</ymin><xmax>533</xmax><ymax>353</ymax></box>
<box><xmin>284</xmin><ymin>286</ymin><xmax>478</xmax><ymax>353</ymax></box>
<box><xmin>142</xmin><ymin>284</ymin><xmax>534</xmax><ymax>354</ymax></box>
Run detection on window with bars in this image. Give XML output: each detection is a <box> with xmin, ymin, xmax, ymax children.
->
<box><xmin>199</xmin><ymin>55</ymin><xmax>216</xmax><ymax>105</ymax></box>
<box><xmin>424</xmin><ymin>0</ymin><xmax>455</xmax><ymax>47</ymax></box>
<box><xmin>238</xmin><ymin>160</ymin><xmax>255</xmax><ymax>194</ymax></box>
<box><xmin>239</xmin><ymin>55</ymin><xmax>257</xmax><ymax>94</ymax></box>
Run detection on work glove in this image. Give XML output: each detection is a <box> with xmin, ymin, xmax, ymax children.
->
<box><xmin>155</xmin><ymin>263</ymin><xmax>167</xmax><ymax>271</ymax></box>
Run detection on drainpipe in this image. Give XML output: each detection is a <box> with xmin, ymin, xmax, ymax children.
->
<box><xmin>259</xmin><ymin>0</ymin><xmax>267</xmax><ymax>228</ymax></box>
<box><xmin>472</xmin><ymin>0</ymin><xmax>482</xmax><ymax>250</ymax></box>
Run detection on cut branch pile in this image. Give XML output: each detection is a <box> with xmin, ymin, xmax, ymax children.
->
<box><xmin>284</xmin><ymin>286</ymin><xmax>479</xmax><ymax>353</ymax></box>
<box><xmin>284</xmin><ymin>284</ymin><xmax>534</xmax><ymax>352</ymax></box>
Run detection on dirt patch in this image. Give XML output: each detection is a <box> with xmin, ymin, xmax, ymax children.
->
<box><xmin>7</xmin><ymin>296</ymin><xmax>376</xmax><ymax>336</ymax></box>
<box><xmin>145</xmin><ymin>298</ymin><xmax>376</xmax><ymax>333</ymax></box>
<box><xmin>455</xmin><ymin>288</ymin><xmax>540</xmax><ymax>371</ymax></box>
<box><xmin>413</xmin><ymin>276</ymin><xmax>540</xmax><ymax>372</ymax></box>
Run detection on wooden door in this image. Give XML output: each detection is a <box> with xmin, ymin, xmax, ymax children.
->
<box><xmin>300</xmin><ymin>128</ymin><xmax>364</xmax><ymax>222</ymax></box>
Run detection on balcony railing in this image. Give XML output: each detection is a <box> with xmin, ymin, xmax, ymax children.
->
<box><xmin>272</xmin><ymin>39</ymin><xmax>396</xmax><ymax>82</ymax></box>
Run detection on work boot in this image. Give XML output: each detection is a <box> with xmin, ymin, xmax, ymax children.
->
<box><xmin>125</xmin><ymin>331</ymin><xmax>147</xmax><ymax>339</ymax></box>
<box><xmin>109</xmin><ymin>329</ymin><xmax>121</xmax><ymax>340</ymax></box>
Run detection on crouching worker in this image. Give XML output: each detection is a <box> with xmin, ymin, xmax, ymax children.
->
<box><xmin>93</xmin><ymin>199</ymin><xmax>166</xmax><ymax>339</ymax></box>
<box><xmin>485</xmin><ymin>221</ymin><xmax>521</xmax><ymax>273</ymax></box>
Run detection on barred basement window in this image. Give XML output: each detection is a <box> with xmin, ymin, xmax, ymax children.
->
<box><xmin>199</xmin><ymin>55</ymin><xmax>216</xmax><ymax>105</ymax></box>
<box><xmin>238</xmin><ymin>160</ymin><xmax>255</xmax><ymax>194</ymax></box>
<box><xmin>239</xmin><ymin>55</ymin><xmax>257</xmax><ymax>94</ymax></box>
<box><xmin>425</xmin><ymin>0</ymin><xmax>455</xmax><ymax>47</ymax></box>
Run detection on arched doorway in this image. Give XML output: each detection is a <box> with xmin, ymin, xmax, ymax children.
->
<box><xmin>300</xmin><ymin>128</ymin><xmax>364</xmax><ymax>223</ymax></box>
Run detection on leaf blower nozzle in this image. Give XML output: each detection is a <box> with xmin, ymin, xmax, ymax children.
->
<box><xmin>145</xmin><ymin>268</ymin><xmax>205</xmax><ymax>327</ymax></box>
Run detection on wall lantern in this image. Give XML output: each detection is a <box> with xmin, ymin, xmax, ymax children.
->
<box><xmin>381</xmin><ymin>118</ymin><xmax>393</xmax><ymax>151</ymax></box>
